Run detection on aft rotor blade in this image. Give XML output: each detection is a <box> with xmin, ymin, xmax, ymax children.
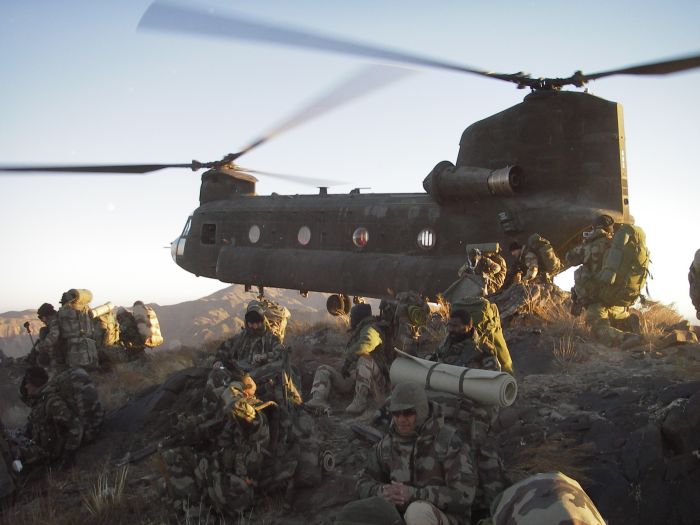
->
<box><xmin>0</xmin><ymin>163</ymin><xmax>196</xmax><ymax>174</ymax></box>
<box><xmin>236</xmin><ymin>65</ymin><xmax>413</xmax><ymax>158</ymax></box>
<box><xmin>237</xmin><ymin>167</ymin><xmax>347</xmax><ymax>187</ymax></box>
<box><xmin>139</xmin><ymin>2</ymin><xmax>512</xmax><ymax>82</ymax></box>
<box><xmin>582</xmin><ymin>52</ymin><xmax>700</xmax><ymax>81</ymax></box>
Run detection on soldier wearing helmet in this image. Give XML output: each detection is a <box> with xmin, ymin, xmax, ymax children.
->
<box><xmin>566</xmin><ymin>215</ymin><xmax>643</xmax><ymax>348</ymax></box>
<box><xmin>458</xmin><ymin>248</ymin><xmax>505</xmax><ymax>295</ymax></box>
<box><xmin>350</xmin><ymin>382</ymin><xmax>476</xmax><ymax>525</ymax></box>
<box><xmin>31</xmin><ymin>303</ymin><xmax>66</xmax><ymax>372</ymax></box>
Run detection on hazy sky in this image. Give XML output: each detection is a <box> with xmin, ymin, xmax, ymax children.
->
<box><xmin>1</xmin><ymin>0</ymin><xmax>698</xmax><ymax>319</ymax></box>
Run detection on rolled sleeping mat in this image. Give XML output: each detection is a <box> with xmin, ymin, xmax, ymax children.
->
<box><xmin>389</xmin><ymin>350</ymin><xmax>517</xmax><ymax>407</ymax></box>
<box><xmin>90</xmin><ymin>302</ymin><xmax>114</xmax><ymax>319</ymax></box>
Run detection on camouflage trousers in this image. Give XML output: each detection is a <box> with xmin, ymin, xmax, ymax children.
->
<box><xmin>310</xmin><ymin>355</ymin><xmax>386</xmax><ymax>403</ymax></box>
<box><xmin>159</xmin><ymin>446</ymin><xmax>254</xmax><ymax>520</ymax></box>
<box><xmin>427</xmin><ymin>392</ymin><xmax>506</xmax><ymax>512</ymax></box>
<box><xmin>585</xmin><ymin>303</ymin><xmax>631</xmax><ymax>346</ymax></box>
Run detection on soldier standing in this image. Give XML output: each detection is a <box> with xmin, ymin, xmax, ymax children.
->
<box><xmin>352</xmin><ymin>382</ymin><xmax>476</xmax><ymax>525</ymax></box>
<box><xmin>431</xmin><ymin>309</ymin><xmax>506</xmax><ymax>517</ymax></box>
<box><xmin>306</xmin><ymin>304</ymin><xmax>389</xmax><ymax>415</ymax></box>
<box><xmin>508</xmin><ymin>241</ymin><xmax>541</xmax><ymax>284</ymax></box>
<box><xmin>567</xmin><ymin>215</ymin><xmax>644</xmax><ymax>348</ymax></box>
<box><xmin>689</xmin><ymin>249</ymin><xmax>700</xmax><ymax>320</ymax></box>
<box><xmin>31</xmin><ymin>303</ymin><xmax>66</xmax><ymax>372</ymax></box>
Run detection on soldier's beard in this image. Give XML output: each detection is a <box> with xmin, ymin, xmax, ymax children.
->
<box><xmin>448</xmin><ymin>331</ymin><xmax>470</xmax><ymax>343</ymax></box>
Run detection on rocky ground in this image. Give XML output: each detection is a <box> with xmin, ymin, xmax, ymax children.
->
<box><xmin>2</xmin><ymin>284</ymin><xmax>700</xmax><ymax>524</ymax></box>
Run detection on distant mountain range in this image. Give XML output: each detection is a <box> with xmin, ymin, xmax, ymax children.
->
<box><xmin>0</xmin><ymin>286</ymin><xmax>330</xmax><ymax>357</ymax></box>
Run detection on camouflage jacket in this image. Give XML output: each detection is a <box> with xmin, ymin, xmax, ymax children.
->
<box><xmin>357</xmin><ymin>404</ymin><xmax>476</xmax><ymax>525</ymax></box>
<box><xmin>435</xmin><ymin>332</ymin><xmax>500</xmax><ymax>371</ymax></box>
<box><xmin>516</xmin><ymin>249</ymin><xmax>541</xmax><ymax>283</ymax></box>
<box><xmin>216</xmin><ymin>327</ymin><xmax>284</xmax><ymax>372</ymax></box>
<box><xmin>459</xmin><ymin>257</ymin><xmax>503</xmax><ymax>294</ymax></box>
<box><xmin>566</xmin><ymin>229</ymin><xmax>612</xmax><ymax>274</ymax></box>
<box><xmin>25</xmin><ymin>384</ymin><xmax>83</xmax><ymax>462</ymax></box>
<box><xmin>34</xmin><ymin>314</ymin><xmax>67</xmax><ymax>368</ymax></box>
<box><xmin>343</xmin><ymin>317</ymin><xmax>388</xmax><ymax>370</ymax></box>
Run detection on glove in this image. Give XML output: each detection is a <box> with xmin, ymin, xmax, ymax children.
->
<box><xmin>340</xmin><ymin>360</ymin><xmax>352</xmax><ymax>379</ymax></box>
<box><xmin>232</xmin><ymin>399</ymin><xmax>257</xmax><ymax>423</ymax></box>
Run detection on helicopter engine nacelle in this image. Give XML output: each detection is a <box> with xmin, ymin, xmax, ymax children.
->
<box><xmin>423</xmin><ymin>161</ymin><xmax>522</xmax><ymax>203</ymax></box>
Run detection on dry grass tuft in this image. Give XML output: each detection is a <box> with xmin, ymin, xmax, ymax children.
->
<box><xmin>82</xmin><ymin>465</ymin><xmax>129</xmax><ymax>518</ymax></box>
<box><xmin>508</xmin><ymin>433</ymin><xmax>595</xmax><ymax>484</ymax></box>
<box><xmin>635</xmin><ymin>300</ymin><xmax>685</xmax><ymax>341</ymax></box>
<box><xmin>552</xmin><ymin>333</ymin><xmax>581</xmax><ymax>373</ymax></box>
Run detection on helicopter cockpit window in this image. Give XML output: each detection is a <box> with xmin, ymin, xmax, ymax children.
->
<box><xmin>417</xmin><ymin>228</ymin><xmax>436</xmax><ymax>250</ymax></box>
<box><xmin>249</xmin><ymin>225</ymin><xmax>261</xmax><ymax>244</ymax></box>
<box><xmin>352</xmin><ymin>227</ymin><xmax>369</xmax><ymax>248</ymax></box>
<box><xmin>181</xmin><ymin>216</ymin><xmax>192</xmax><ymax>236</ymax></box>
<box><xmin>298</xmin><ymin>226</ymin><xmax>311</xmax><ymax>246</ymax></box>
<box><xmin>201</xmin><ymin>223</ymin><xmax>216</xmax><ymax>245</ymax></box>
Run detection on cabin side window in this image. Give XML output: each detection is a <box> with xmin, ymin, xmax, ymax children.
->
<box><xmin>201</xmin><ymin>223</ymin><xmax>217</xmax><ymax>245</ymax></box>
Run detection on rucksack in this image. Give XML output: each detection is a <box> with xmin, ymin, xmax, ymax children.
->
<box><xmin>258</xmin><ymin>298</ymin><xmax>291</xmax><ymax>343</ymax></box>
<box><xmin>51</xmin><ymin>368</ymin><xmax>104</xmax><ymax>443</ymax></box>
<box><xmin>484</xmin><ymin>252</ymin><xmax>507</xmax><ymax>291</ymax></box>
<box><xmin>596</xmin><ymin>224</ymin><xmax>650</xmax><ymax>307</ymax></box>
<box><xmin>90</xmin><ymin>302</ymin><xmax>120</xmax><ymax>347</ymax></box>
<box><xmin>526</xmin><ymin>233</ymin><xmax>561</xmax><ymax>275</ymax></box>
<box><xmin>132</xmin><ymin>301</ymin><xmax>164</xmax><ymax>348</ymax></box>
<box><xmin>450</xmin><ymin>296</ymin><xmax>512</xmax><ymax>372</ymax></box>
<box><xmin>58</xmin><ymin>290</ymin><xmax>99</xmax><ymax>369</ymax></box>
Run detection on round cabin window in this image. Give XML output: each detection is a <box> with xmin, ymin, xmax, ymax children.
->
<box><xmin>417</xmin><ymin>228</ymin><xmax>436</xmax><ymax>250</ymax></box>
<box><xmin>248</xmin><ymin>225</ymin><xmax>261</xmax><ymax>244</ymax></box>
<box><xmin>298</xmin><ymin>225</ymin><xmax>311</xmax><ymax>246</ymax></box>
<box><xmin>352</xmin><ymin>227</ymin><xmax>369</xmax><ymax>248</ymax></box>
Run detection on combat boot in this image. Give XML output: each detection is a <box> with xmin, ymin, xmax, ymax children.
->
<box><xmin>345</xmin><ymin>383</ymin><xmax>370</xmax><ymax>415</ymax></box>
<box><xmin>305</xmin><ymin>388</ymin><xmax>330</xmax><ymax>410</ymax></box>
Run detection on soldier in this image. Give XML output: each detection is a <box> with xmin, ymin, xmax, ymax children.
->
<box><xmin>508</xmin><ymin>241</ymin><xmax>541</xmax><ymax>284</ymax></box>
<box><xmin>689</xmin><ymin>249</ymin><xmax>700</xmax><ymax>320</ymax></box>
<box><xmin>116</xmin><ymin>307</ymin><xmax>145</xmax><ymax>354</ymax></box>
<box><xmin>567</xmin><ymin>215</ymin><xmax>644</xmax><ymax>348</ymax></box>
<box><xmin>430</xmin><ymin>309</ymin><xmax>506</xmax><ymax>517</ymax></box>
<box><xmin>18</xmin><ymin>367</ymin><xmax>83</xmax><ymax>468</ymax></box>
<box><xmin>31</xmin><ymin>303</ymin><xmax>66</xmax><ymax>372</ymax></box>
<box><xmin>1</xmin><ymin>418</ymin><xmax>16</xmax><ymax>509</ymax></box>
<box><xmin>458</xmin><ymin>248</ymin><xmax>504</xmax><ymax>295</ymax></box>
<box><xmin>353</xmin><ymin>382</ymin><xmax>476</xmax><ymax>525</ymax></box>
<box><xmin>160</xmin><ymin>379</ymin><xmax>272</xmax><ymax>521</ymax></box>
<box><xmin>213</xmin><ymin>301</ymin><xmax>301</xmax><ymax>407</ymax></box>
<box><xmin>378</xmin><ymin>291</ymin><xmax>429</xmax><ymax>355</ymax></box>
<box><xmin>306</xmin><ymin>303</ymin><xmax>389</xmax><ymax>415</ymax></box>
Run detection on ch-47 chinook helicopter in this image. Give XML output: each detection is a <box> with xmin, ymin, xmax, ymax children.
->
<box><xmin>3</xmin><ymin>2</ymin><xmax>700</xmax><ymax>315</ymax></box>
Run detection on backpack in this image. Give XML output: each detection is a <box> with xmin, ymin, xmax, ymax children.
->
<box><xmin>258</xmin><ymin>298</ymin><xmax>291</xmax><ymax>343</ymax></box>
<box><xmin>596</xmin><ymin>224</ymin><xmax>650</xmax><ymax>307</ymax></box>
<box><xmin>526</xmin><ymin>233</ymin><xmax>561</xmax><ymax>275</ymax></box>
<box><xmin>51</xmin><ymin>368</ymin><xmax>104</xmax><ymax>443</ymax></box>
<box><xmin>90</xmin><ymin>302</ymin><xmax>120</xmax><ymax>347</ymax></box>
<box><xmin>132</xmin><ymin>301</ymin><xmax>164</xmax><ymax>348</ymax></box>
<box><xmin>450</xmin><ymin>296</ymin><xmax>512</xmax><ymax>372</ymax></box>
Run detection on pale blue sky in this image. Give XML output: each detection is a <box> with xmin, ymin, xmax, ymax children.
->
<box><xmin>1</xmin><ymin>0</ymin><xmax>698</xmax><ymax>319</ymax></box>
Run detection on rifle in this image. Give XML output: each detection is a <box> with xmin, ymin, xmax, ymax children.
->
<box><xmin>350</xmin><ymin>423</ymin><xmax>384</xmax><ymax>444</ymax></box>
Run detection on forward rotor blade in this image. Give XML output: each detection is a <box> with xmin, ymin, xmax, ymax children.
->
<box><xmin>236</xmin><ymin>65</ymin><xmax>413</xmax><ymax>158</ymax></box>
<box><xmin>582</xmin><ymin>52</ymin><xmax>700</xmax><ymax>81</ymax></box>
<box><xmin>0</xmin><ymin>163</ymin><xmax>195</xmax><ymax>174</ymax></box>
<box><xmin>139</xmin><ymin>2</ymin><xmax>510</xmax><ymax>82</ymax></box>
<box><xmin>237</xmin><ymin>167</ymin><xmax>346</xmax><ymax>187</ymax></box>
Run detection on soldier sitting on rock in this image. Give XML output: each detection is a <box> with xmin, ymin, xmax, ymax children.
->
<box><xmin>429</xmin><ymin>309</ymin><xmax>507</xmax><ymax>519</ymax></box>
<box><xmin>160</xmin><ymin>377</ymin><xmax>273</xmax><ymax>521</ymax></box>
<box><xmin>306</xmin><ymin>303</ymin><xmax>391</xmax><ymax>415</ymax></box>
<box><xmin>343</xmin><ymin>382</ymin><xmax>476</xmax><ymax>525</ymax></box>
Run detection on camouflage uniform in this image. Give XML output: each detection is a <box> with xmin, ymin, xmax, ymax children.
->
<box><xmin>0</xmin><ymin>419</ymin><xmax>16</xmax><ymax>506</ymax></box>
<box><xmin>34</xmin><ymin>314</ymin><xmax>66</xmax><ymax>372</ymax></box>
<box><xmin>23</xmin><ymin>382</ymin><xmax>84</xmax><ymax>464</ymax></box>
<box><xmin>356</xmin><ymin>401</ymin><xmax>476</xmax><ymax>525</ymax></box>
<box><xmin>160</xmin><ymin>400</ymin><xmax>271</xmax><ymax>520</ymax></box>
<box><xmin>307</xmin><ymin>316</ymin><xmax>388</xmax><ymax>413</ymax></box>
<box><xmin>433</xmin><ymin>332</ymin><xmax>506</xmax><ymax>514</ymax></box>
<box><xmin>567</xmin><ymin>228</ymin><xmax>634</xmax><ymax>346</ymax></box>
<box><xmin>514</xmin><ymin>248</ymin><xmax>541</xmax><ymax>284</ymax></box>
<box><xmin>689</xmin><ymin>249</ymin><xmax>700</xmax><ymax>320</ymax></box>
<box><xmin>116</xmin><ymin>308</ymin><xmax>146</xmax><ymax>356</ymax></box>
<box><xmin>488</xmin><ymin>472</ymin><xmax>606</xmax><ymax>525</ymax></box>
<box><xmin>459</xmin><ymin>255</ymin><xmax>504</xmax><ymax>295</ymax></box>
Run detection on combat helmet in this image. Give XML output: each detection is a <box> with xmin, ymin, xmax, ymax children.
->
<box><xmin>390</xmin><ymin>382</ymin><xmax>429</xmax><ymax>427</ymax></box>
